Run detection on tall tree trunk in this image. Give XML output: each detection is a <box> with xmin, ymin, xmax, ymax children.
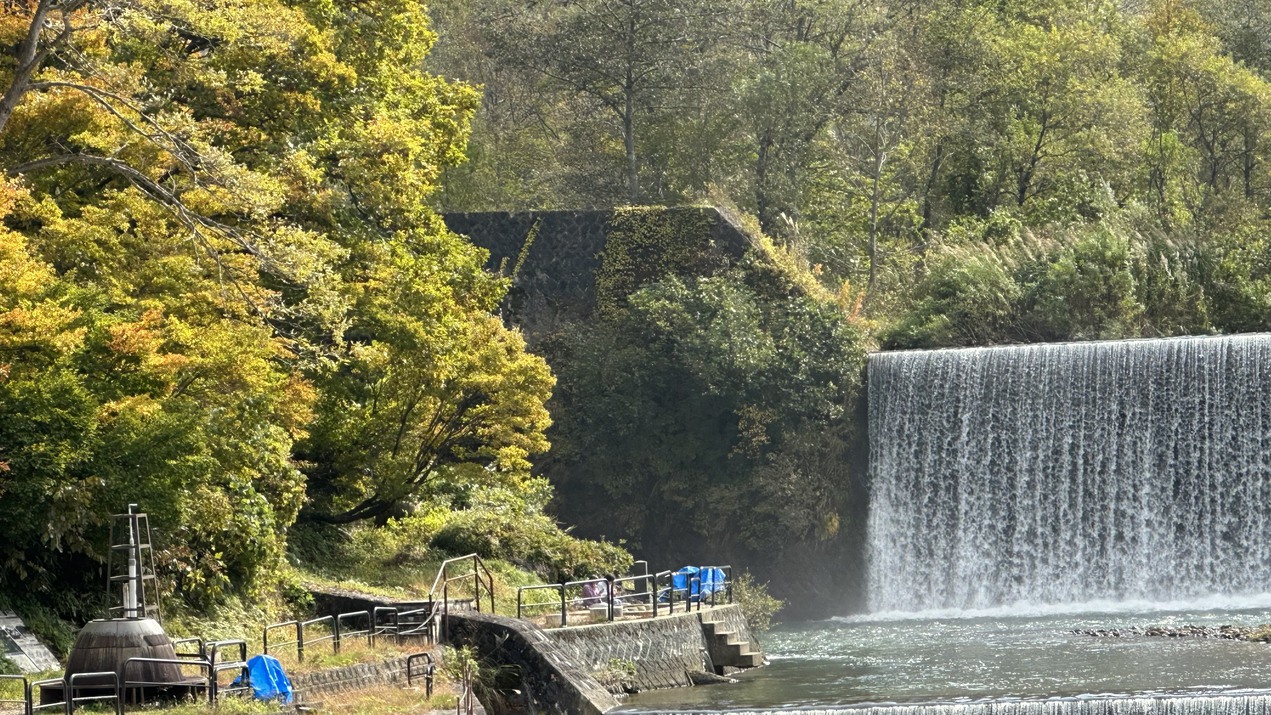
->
<box><xmin>0</xmin><ymin>0</ymin><xmax>57</xmax><ymax>138</ymax></box>
<box><xmin>624</xmin><ymin>79</ymin><xmax>639</xmax><ymax>203</ymax></box>
<box><xmin>755</xmin><ymin>129</ymin><xmax>775</xmax><ymax>234</ymax></box>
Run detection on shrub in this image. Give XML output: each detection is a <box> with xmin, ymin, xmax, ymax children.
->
<box><xmin>431</xmin><ymin>508</ymin><xmax>631</xmax><ymax>581</ymax></box>
<box><xmin>734</xmin><ymin>571</ymin><xmax>783</xmax><ymax>634</ymax></box>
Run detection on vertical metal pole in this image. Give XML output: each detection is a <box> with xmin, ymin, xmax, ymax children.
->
<box><xmin>560</xmin><ymin>585</ymin><xmax>566</xmax><ymax>627</ymax></box>
<box><xmin>333</xmin><ymin>616</ymin><xmax>341</xmax><ymax>655</ymax></box>
<box><xmin>297</xmin><ymin>622</ymin><xmax>305</xmax><ymax>664</ymax></box>
<box><xmin>607</xmin><ymin>576</ymin><xmax>615</xmax><ymax>622</ymax></box>
<box><xmin>473</xmin><ymin>558</ymin><xmax>480</xmax><ymax>613</ymax></box>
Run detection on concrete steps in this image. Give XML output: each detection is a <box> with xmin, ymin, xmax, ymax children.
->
<box><xmin>700</xmin><ymin>613</ymin><xmax>764</xmax><ymax>670</ymax></box>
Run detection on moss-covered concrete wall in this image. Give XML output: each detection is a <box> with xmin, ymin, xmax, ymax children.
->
<box><xmin>443</xmin><ymin>207</ymin><xmax>751</xmax><ymax>338</ymax></box>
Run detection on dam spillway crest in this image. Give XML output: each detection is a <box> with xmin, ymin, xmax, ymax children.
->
<box><xmin>866</xmin><ymin>333</ymin><xmax>1271</xmax><ymax>613</ymax></box>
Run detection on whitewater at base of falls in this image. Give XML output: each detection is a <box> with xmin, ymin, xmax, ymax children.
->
<box><xmin>866</xmin><ymin>334</ymin><xmax>1271</xmax><ymax>614</ymax></box>
<box><xmin>618</xmin><ymin>607</ymin><xmax>1271</xmax><ymax>713</ymax></box>
<box><xmin>626</xmin><ymin>694</ymin><xmax>1271</xmax><ymax>715</ymax></box>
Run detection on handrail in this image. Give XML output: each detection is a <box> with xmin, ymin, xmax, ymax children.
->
<box><xmin>170</xmin><ymin>637</ymin><xmax>205</xmax><ymax>662</ymax></box>
<box><xmin>430</xmin><ymin>553</ymin><xmax>496</xmax><ymax>642</ymax></box>
<box><xmin>395</xmin><ymin>606</ymin><xmax>436</xmax><ymax>641</ymax></box>
<box><xmin>28</xmin><ymin>679</ymin><xmax>63</xmax><ymax>715</ymax></box>
<box><xmin>121</xmin><ymin>657</ymin><xmax>212</xmax><ymax>707</ymax></box>
<box><xmin>517</xmin><ymin>583</ymin><xmax>566</xmax><ymax>624</ymax></box>
<box><xmin>207</xmin><ymin>639</ymin><xmax>247</xmax><ymax>665</ymax></box>
<box><xmin>337</xmin><ymin>610</ymin><xmax>372</xmax><ymax>649</ymax></box>
<box><xmin>405</xmin><ymin>652</ymin><xmax>435</xmax><ymax>698</ymax></box>
<box><xmin>66</xmin><ymin>671</ymin><xmax>120</xmax><ymax>715</ymax></box>
<box><xmin>263</xmin><ymin>619</ymin><xmax>299</xmax><ymax>658</ymax></box>
<box><xmin>0</xmin><ymin>674</ymin><xmax>31</xmax><ymax>715</ymax></box>
<box><xmin>372</xmin><ymin>606</ymin><xmax>399</xmax><ymax>645</ymax></box>
<box><xmin>299</xmin><ymin>615</ymin><xmax>336</xmax><ymax>660</ymax></box>
<box><xmin>211</xmin><ymin>662</ymin><xmax>251</xmax><ymax>701</ymax></box>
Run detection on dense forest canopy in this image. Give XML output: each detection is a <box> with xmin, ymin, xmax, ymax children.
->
<box><xmin>431</xmin><ymin>0</ymin><xmax>1271</xmax><ymax>344</ymax></box>
<box><xmin>7</xmin><ymin>0</ymin><xmax>1271</xmax><ymax>621</ymax></box>
<box><xmin>0</xmin><ymin>0</ymin><xmax>631</xmax><ymax>617</ymax></box>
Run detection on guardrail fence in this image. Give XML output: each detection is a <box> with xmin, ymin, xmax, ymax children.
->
<box><xmin>516</xmin><ymin>564</ymin><xmax>733</xmax><ymax>628</ymax></box>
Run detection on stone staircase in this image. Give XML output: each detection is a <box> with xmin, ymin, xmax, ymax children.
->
<box><xmin>700</xmin><ymin>610</ymin><xmax>764</xmax><ymax>670</ymax></box>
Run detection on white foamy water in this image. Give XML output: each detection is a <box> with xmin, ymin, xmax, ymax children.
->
<box><xmin>867</xmin><ymin>334</ymin><xmax>1271</xmax><ymax>613</ymax></box>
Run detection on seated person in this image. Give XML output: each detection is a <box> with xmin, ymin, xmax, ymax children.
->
<box><xmin>580</xmin><ymin>578</ymin><xmax>608</xmax><ymax>606</ymax></box>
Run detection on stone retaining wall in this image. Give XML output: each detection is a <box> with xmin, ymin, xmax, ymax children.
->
<box><xmin>442</xmin><ymin>207</ymin><xmax>752</xmax><ymax>339</ymax></box>
<box><xmin>444</xmin><ymin>611</ymin><xmax>620</xmax><ymax>715</ymax></box>
<box><xmin>289</xmin><ymin>650</ymin><xmax>437</xmax><ymax>697</ymax></box>
<box><xmin>545</xmin><ymin>609</ymin><xmax>712</xmax><ymax>693</ymax></box>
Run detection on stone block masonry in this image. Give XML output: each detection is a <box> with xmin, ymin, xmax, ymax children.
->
<box><xmin>442</xmin><ymin>207</ymin><xmax>753</xmax><ymax>340</ymax></box>
<box><xmin>547</xmin><ymin>610</ymin><xmax>710</xmax><ymax>692</ymax></box>
<box><xmin>289</xmin><ymin>650</ymin><xmax>435</xmax><ymax>697</ymax></box>
<box><xmin>546</xmin><ymin>604</ymin><xmax>762</xmax><ymax>694</ymax></box>
<box><xmin>444</xmin><ymin>611</ymin><xmax>621</xmax><ymax>715</ymax></box>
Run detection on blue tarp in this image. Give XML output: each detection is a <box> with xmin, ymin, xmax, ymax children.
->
<box><xmin>665</xmin><ymin>566</ymin><xmax>727</xmax><ymax>602</ymax></box>
<box><xmin>240</xmin><ymin>654</ymin><xmax>293</xmax><ymax>704</ymax></box>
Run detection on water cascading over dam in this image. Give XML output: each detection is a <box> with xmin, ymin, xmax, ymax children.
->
<box><xmin>867</xmin><ymin>334</ymin><xmax>1271</xmax><ymax>614</ymax></box>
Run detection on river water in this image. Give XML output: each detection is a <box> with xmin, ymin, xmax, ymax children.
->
<box><xmin>618</xmin><ymin>335</ymin><xmax>1271</xmax><ymax>713</ymax></box>
<box><xmin>619</xmin><ymin>601</ymin><xmax>1271</xmax><ymax>712</ymax></box>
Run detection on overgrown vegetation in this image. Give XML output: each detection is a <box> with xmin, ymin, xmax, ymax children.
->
<box><xmin>734</xmin><ymin>572</ymin><xmax>784</xmax><ymax>635</ymax></box>
<box><xmin>12</xmin><ymin>0</ymin><xmax>1271</xmax><ymax>628</ymax></box>
<box><xmin>0</xmin><ymin>0</ymin><xmax>625</xmax><ymax>626</ymax></box>
<box><xmin>431</xmin><ymin>0</ymin><xmax>1271</xmax><ymax>347</ymax></box>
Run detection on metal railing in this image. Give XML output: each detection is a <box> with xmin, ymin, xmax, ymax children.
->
<box><xmin>121</xmin><ymin>657</ymin><xmax>211</xmax><ymax>707</ymax></box>
<box><xmin>517</xmin><ymin>583</ymin><xmax>567</xmax><ymax>623</ymax></box>
<box><xmin>337</xmin><ymin>611</ymin><xmax>372</xmax><ymax>649</ymax></box>
<box><xmin>263</xmin><ymin>607</ymin><xmax>429</xmax><ymax>663</ymax></box>
<box><xmin>28</xmin><ymin>679</ymin><xmax>64</xmax><ymax>715</ymax></box>
<box><xmin>171</xmin><ymin>637</ymin><xmax>205</xmax><ymax>662</ymax></box>
<box><xmin>0</xmin><ymin>674</ymin><xmax>31</xmax><ymax>715</ymax></box>
<box><xmin>207</xmin><ymin>639</ymin><xmax>247</xmax><ymax>666</ymax></box>
<box><xmin>20</xmin><ymin>658</ymin><xmax>226</xmax><ymax>715</ymax></box>
<box><xmin>372</xmin><ymin>607</ymin><xmax>400</xmax><ymax>644</ymax></box>
<box><xmin>405</xmin><ymin>652</ymin><xmax>435</xmax><ymax>699</ymax></box>
<box><xmin>432</xmin><ymin>554</ymin><xmax>496</xmax><ymax>642</ymax></box>
<box><xmin>263</xmin><ymin>619</ymin><xmax>300</xmax><ymax>659</ymax></box>
<box><xmin>298</xmin><ymin>615</ymin><xmax>337</xmax><ymax>660</ymax></box>
<box><xmin>515</xmin><ymin>563</ymin><xmax>734</xmax><ymax>628</ymax></box>
<box><xmin>395</xmin><ymin>606</ymin><xmax>437</xmax><ymax>641</ymax></box>
<box><xmin>66</xmin><ymin>672</ymin><xmax>120</xmax><ymax>715</ymax></box>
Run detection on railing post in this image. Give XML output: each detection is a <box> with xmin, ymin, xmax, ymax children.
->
<box><xmin>473</xmin><ymin>557</ymin><xmax>480</xmax><ymax>613</ymax></box>
<box><xmin>606</xmin><ymin>575</ymin><xmax>615</xmax><ymax>622</ymax></box>
<box><xmin>560</xmin><ymin>584</ymin><xmax>567</xmax><ymax>627</ymax></box>
<box><xmin>297</xmin><ymin>621</ymin><xmax>305</xmax><ymax>664</ymax></box>
<box><xmin>333</xmin><ymin>614</ymin><xmax>341</xmax><ymax>655</ymax></box>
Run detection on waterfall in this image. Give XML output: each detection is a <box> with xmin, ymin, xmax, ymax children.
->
<box><xmin>866</xmin><ymin>334</ymin><xmax>1271</xmax><ymax>613</ymax></box>
<box><xmin>627</xmin><ymin>694</ymin><xmax>1271</xmax><ymax>715</ymax></box>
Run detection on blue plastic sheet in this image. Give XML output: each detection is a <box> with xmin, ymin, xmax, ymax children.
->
<box><xmin>238</xmin><ymin>654</ymin><xmax>294</xmax><ymax>704</ymax></box>
<box><xmin>666</xmin><ymin>566</ymin><xmax>727</xmax><ymax>602</ymax></box>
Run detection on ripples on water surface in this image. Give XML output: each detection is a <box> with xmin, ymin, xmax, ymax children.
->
<box><xmin>618</xmin><ymin>601</ymin><xmax>1271</xmax><ymax>713</ymax></box>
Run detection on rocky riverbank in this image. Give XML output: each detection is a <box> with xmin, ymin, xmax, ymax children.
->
<box><xmin>1074</xmin><ymin>625</ymin><xmax>1271</xmax><ymax>641</ymax></box>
